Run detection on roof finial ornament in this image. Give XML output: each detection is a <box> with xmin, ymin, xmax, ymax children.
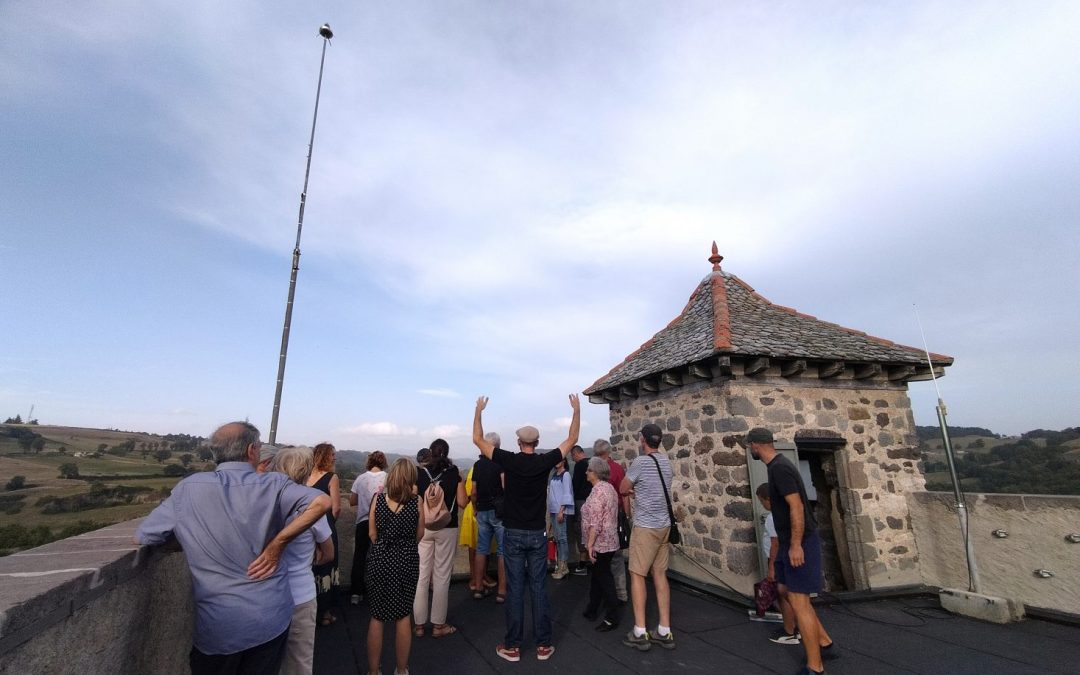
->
<box><xmin>709</xmin><ymin>241</ymin><xmax>724</xmax><ymax>271</ymax></box>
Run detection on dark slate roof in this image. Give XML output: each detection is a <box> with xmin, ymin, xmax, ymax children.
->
<box><xmin>585</xmin><ymin>266</ymin><xmax>953</xmax><ymax>395</ymax></box>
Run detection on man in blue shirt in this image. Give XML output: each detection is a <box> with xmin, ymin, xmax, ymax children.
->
<box><xmin>136</xmin><ymin>421</ymin><xmax>330</xmax><ymax>675</ymax></box>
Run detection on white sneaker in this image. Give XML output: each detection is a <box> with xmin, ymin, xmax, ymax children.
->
<box><xmin>351</xmin><ymin>594</ymin><xmax>361</xmax><ymax>605</ymax></box>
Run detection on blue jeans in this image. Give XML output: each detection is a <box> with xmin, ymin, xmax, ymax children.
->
<box><xmin>475</xmin><ymin>508</ymin><xmax>505</xmax><ymax>556</ymax></box>
<box><xmin>550</xmin><ymin>516</ymin><xmax>568</xmax><ymax>562</ymax></box>
<box><xmin>503</xmin><ymin>528</ymin><xmax>553</xmax><ymax>648</ymax></box>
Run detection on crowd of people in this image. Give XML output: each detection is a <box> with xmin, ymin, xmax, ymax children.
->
<box><xmin>136</xmin><ymin>407</ymin><xmax>834</xmax><ymax>675</ymax></box>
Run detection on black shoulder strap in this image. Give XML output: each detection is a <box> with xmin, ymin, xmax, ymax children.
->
<box><xmin>647</xmin><ymin>454</ymin><xmax>676</xmax><ymax>527</ymax></box>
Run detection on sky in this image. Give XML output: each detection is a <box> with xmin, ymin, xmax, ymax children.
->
<box><xmin>2</xmin><ymin>1</ymin><xmax>1078</xmax><ymax>457</ymax></box>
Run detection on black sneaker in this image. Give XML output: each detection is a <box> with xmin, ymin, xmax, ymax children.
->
<box><xmin>649</xmin><ymin>630</ymin><xmax>676</xmax><ymax>650</ymax></box>
<box><xmin>770</xmin><ymin>630</ymin><xmax>801</xmax><ymax>645</ymax></box>
<box><xmin>622</xmin><ymin>630</ymin><xmax>652</xmax><ymax>651</ymax></box>
<box><xmin>571</xmin><ymin>565</ymin><xmax>588</xmax><ymax>576</ymax></box>
<box><xmin>596</xmin><ymin>620</ymin><xmax>618</xmax><ymax>632</ymax></box>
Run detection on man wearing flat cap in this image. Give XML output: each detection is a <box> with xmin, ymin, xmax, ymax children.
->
<box><xmin>473</xmin><ymin>394</ymin><xmax>581</xmax><ymax>663</ymax></box>
<box><xmin>620</xmin><ymin>423</ymin><xmax>676</xmax><ymax>651</ymax></box>
<box><xmin>747</xmin><ymin>427</ymin><xmax>835</xmax><ymax>675</ymax></box>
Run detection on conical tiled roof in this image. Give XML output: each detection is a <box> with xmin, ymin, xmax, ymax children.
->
<box><xmin>585</xmin><ymin>244</ymin><xmax>952</xmax><ymax>396</ymax></box>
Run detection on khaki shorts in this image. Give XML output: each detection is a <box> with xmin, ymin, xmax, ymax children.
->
<box><xmin>628</xmin><ymin>526</ymin><xmax>670</xmax><ymax>577</ymax></box>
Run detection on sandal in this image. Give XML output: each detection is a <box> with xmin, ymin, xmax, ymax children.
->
<box><xmin>482</xmin><ymin>578</ymin><xmax>498</xmax><ymax>589</ymax></box>
<box><xmin>472</xmin><ymin>590</ymin><xmax>486</xmax><ymax>600</ymax></box>
<box><xmin>413</xmin><ymin>625</ymin><xmax>425</xmax><ymax>638</ymax></box>
<box><xmin>432</xmin><ymin>623</ymin><xmax>458</xmax><ymax>638</ymax></box>
<box><xmin>495</xmin><ymin>593</ymin><xmax>506</xmax><ymax>604</ymax></box>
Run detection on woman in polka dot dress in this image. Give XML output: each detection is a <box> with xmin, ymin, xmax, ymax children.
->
<box><xmin>365</xmin><ymin>458</ymin><xmax>425</xmax><ymax>675</ymax></box>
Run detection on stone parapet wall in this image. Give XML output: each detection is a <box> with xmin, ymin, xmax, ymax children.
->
<box><xmin>908</xmin><ymin>491</ymin><xmax>1080</xmax><ymax>614</ymax></box>
<box><xmin>605</xmin><ymin>376</ymin><xmax>926</xmax><ymax>593</ymax></box>
<box><xmin>0</xmin><ymin>518</ymin><xmax>192</xmax><ymax>674</ymax></box>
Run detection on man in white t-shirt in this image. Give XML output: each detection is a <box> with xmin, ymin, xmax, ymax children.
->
<box><xmin>348</xmin><ymin>451</ymin><xmax>388</xmax><ymax>604</ymax></box>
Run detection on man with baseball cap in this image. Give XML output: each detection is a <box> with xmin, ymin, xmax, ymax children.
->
<box><xmin>473</xmin><ymin>394</ymin><xmax>581</xmax><ymax>664</ymax></box>
<box><xmin>747</xmin><ymin>427</ymin><xmax>835</xmax><ymax>675</ymax></box>
<box><xmin>619</xmin><ymin>423</ymin><xmax>676</xmax><ymax>651</ymax></box>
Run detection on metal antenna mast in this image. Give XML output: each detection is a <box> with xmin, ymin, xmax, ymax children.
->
<box><xmin>914</xmin><ymin>304</ymin><xmax>981</xmax><ymax>593</ymax></box>
<box><xmin>269</xmin><ymin>23</ymin><xmax>335</xmax><ymax>444</ymax></box>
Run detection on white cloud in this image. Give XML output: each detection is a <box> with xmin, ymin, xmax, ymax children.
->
<box><xmin>341</xmin><ymin>422</ymin><xmax>418</xmax><ymax>437</ymax></box>
<box><xmin>418</xmin><ymin>388</ymin><xmax>460</xmax><ymax>398</ymax></box>
<box><xmin>429</xmin><ymin>424</ymin><xmax>464</xmax><ymax>438</ymax></box>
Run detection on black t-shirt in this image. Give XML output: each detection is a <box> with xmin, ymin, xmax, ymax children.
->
<box><xmin>417</xmin><ymin>464</ymin><xmax>462</xmax><ymax>529</ymax></box>
<box><xmin>492</xmin><ymin>447</ymin><xmax>563</xmax><ymax>530</ymax></box>
<box><xmin>472</xmin><ymin>455</ymin><xmax>504</xmax><ymax>512</ymax></box>
<box><xmin>572</xmin><ymin>458</ymin><xmax>592</xmax><ymax>501</ymax></box>
<box><xmin>766</xmin><ymin>454</ymin><xmax>817</xmax><ymax>546</ymax></box>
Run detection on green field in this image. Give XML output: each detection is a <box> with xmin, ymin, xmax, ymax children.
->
<box><xmin>1</xmin><ymin>425</ymin><xmax>208</xmax><ymax>553</ymax></box>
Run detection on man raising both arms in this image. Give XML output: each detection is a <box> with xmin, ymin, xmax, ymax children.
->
<box><xmin>473</xmin><ymin>394</ymin><xmax>581</xmax><ymax>664</ymax></box>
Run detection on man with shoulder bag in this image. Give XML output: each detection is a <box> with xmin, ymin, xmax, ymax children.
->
<box><xmin>619</xmin><ymin>423</ymin><xmax>678</xmax><ymax>652</ymax></box>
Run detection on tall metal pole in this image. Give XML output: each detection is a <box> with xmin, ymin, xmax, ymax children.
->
<box><xmin>269</xmin><ymin>24</ymin><xmax>334</xmax><ymax>444</ymax></box>
<box><xmin>915</xmin><ymin>305</ymin><xmax>981</xmax><ymax>593</ymax></box>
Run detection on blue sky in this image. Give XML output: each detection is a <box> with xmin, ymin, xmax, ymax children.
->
<box><xmin>2</xmin><ymin>1</ymin><xmax>1078</xmax><ymax>457</ymax></box>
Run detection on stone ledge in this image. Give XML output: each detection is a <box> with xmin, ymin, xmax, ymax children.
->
<box><xmin>0</xmin><ymin>518</ymin><xmax>147</xmax><ymax>654</ymax></box>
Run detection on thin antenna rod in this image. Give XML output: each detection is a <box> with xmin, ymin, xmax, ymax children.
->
<box><xmin>269</xmin><ymin>24</ymin><xmax>334</xmax><ymax>444</ymax></box>
<box><xmin>913</xmin><ymin>304</ymin><xmax>981</xmax><ymax>593</ymax></box>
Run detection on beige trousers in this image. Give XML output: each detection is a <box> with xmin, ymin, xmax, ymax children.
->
<box><xmin>279</xmin><ymin>599</ymin><xmax>316</xmax><ymax>675</ymax></box>
<box><xmin>413</xmin><ymin>526</ymin><xmax>458</xmax><ymax>625</ymax></box>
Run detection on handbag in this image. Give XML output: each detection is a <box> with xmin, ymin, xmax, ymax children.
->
<box><xmin>422</xmin><ymin>468</ymin><xmax>455</xmax><ymax>531</ymax></box>
<box><xmin>647</xmin><ymin>454</ymin><xmax>681</xmax><ymax>545</ymax></box>
<box><xmin>617</xmin><ymin>508</ymin><xmax>631</xmax><ymax>550</ymax></box>
<box><xmin>754</xmin><ymin>577</ymin><xmax>779</xmax><ymax>617</ymax></box>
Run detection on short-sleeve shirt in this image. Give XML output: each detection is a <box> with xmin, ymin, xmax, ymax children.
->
<box><xmin>492</xmin><ymin>447</ymin><xmax>563</xmax><ymax>530</ymax></box>
<box><xmin>572</xmin><ymin>458</ymin><xmax>592</xmax><ymax>501</ymax></box>
<box><xmin>625</xmin><ymin>452</ymin><xmax>674</xmax><ymax>529</ymax></box>
<box><xmin>416</xmin><ymin>464</ymin><xmax>462</xmax><ymax>529</ymax></box>
<box><xmin>135</xmin><ymin>462</ymin><xmax>323</xmax><ymax>655</ymax></box>
<box><xmin>472</xmin><ymin>455</ymin><xmax>504</xmax><ymax>512</ymax></box>
<box><xmin>351</xmin><ymin>470</ymin><xmax>387</xmax><ymax>524</ymax></box>
<box><xmin>761</xmin><ymin>512</ymin><xmax>777</xmax><ymax>561</ymax></box>
<box><xmin>766</xmin><ymin>454</ymin><xmax>817</xmax><ymax>546</ymax></box>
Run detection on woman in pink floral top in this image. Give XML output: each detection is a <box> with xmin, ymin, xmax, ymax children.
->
<box><xmin>580</xmin><ymin>456</ymin><xmax>622</xmax><ymax>631</ymax></box>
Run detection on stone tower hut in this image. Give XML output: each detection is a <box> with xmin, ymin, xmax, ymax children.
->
<box><xmin>584</xmin><ymin>243</ymin><xmax>953</xmax><ymax>594</ymax></box>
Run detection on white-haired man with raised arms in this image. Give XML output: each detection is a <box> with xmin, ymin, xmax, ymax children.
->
<box><xmin>136</xmin><ymin>421</ymin><xmax>331</xmax><ymax>675</ymax></box>
<box><xmin>473</xmin><ymin>394</ymin><xmax>580</xmax><ymax>664</ymax></box>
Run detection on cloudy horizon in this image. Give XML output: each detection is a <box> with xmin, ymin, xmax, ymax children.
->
<box><xmin>2</xmin><ymin>1</ymin><xmax>1078</xmax><ymax>457</ymax></box>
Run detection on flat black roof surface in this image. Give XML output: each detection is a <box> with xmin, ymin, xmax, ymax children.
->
<box><xmin>314</xmin><ymin>575</ymin><xmax>1077</xmax><ymax>674</ymax></box>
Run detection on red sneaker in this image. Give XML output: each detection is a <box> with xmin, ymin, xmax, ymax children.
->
<box><xmin>536</xmin><ymin>644</ymin><xmax>555</xmax><ymax>661</ymax></box>
<box><xmin>496</xmin><ymin>644</ymin><xmax>520</xmax><ymax>662</ymax></box>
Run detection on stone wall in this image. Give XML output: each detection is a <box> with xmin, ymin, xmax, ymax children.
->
<box><xmin>0</xmin><ymin>519</ymin><xmax>192</xmax><ymax>674</ymax></box>
<box><xmin>604</xmin><ymin>374</ymin><xmax>927</xmax><ymax>594</ymax></box>
<box><xmin>908</xmin><ymin>491</ymin><xmax>1080</xmax><ymax>614</ymax></box>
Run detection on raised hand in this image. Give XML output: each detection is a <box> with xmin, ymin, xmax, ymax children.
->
<box><xmin>476</xmin><ymin>396</ymin><xmax>489</xmax><ymax>412</ymax></box>
<box><xmin>568</xmin><ymin>393</ymin><xmax>580</xmax><ymax>411</ymax></box>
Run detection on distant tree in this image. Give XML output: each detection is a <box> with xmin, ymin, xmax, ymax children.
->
<box><xmin>163</xmin><ymin>464</ymin><xmax>188</xmax><ymax>477</ymax></box>
<box><xmin>5</xmin><ymin>476</ymin><xmax>26</xmax><ymax>491</ymax></box>
<box><xmin>58</xmin><ymin>463</ymin><xmax>80</xmax><ymax>479</ymax></box>
<box><xmin>152</xmin><ymin>448</ymin><xmax>172</xmax><ymax>464</ymax></box>
<box><xmin>197</xmin><ymin>447</ymin><xmax>214</xmax><ymax>462</ymax></box>
<box><xmin>98</xmin><ymin>443</ymin><xmax>109</xmax><ymax>453</ymax></box>
<box><xmin>27</xmin><ymin>418</ymin><xmax>38</xmax><ymax>425</ymax></box>
<box><xmin>969</xmin><ymin>438</ymin><xmax>986</xmax><ymax>449</ymax></box>
<box><xmin>17</xmin><ymin>435</ymin><xmax>35</xmax><ymax>452</ymax></box>
<box><xmin>57</xmin><ymin>446</ymin><xmax>67</xmax><ymax>455</ymax></box>
<box><xmin>180</xmin><ymin>453</ymin><xmax>194</xmax><ymax>467</ymax></box>
<box><xmin>31</xmin><ymin>437</ymin><xmax>46</xmax><ymax>454</ymax></box>
<box><xmin>4</xmin><ymin>415</ymin><xmax>22</xmax><ymax>424</ymax></box>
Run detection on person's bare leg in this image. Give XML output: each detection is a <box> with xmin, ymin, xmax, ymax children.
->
<box><xmin>651</xmin><ymin>566</ymin><xmax>671</xmax><ymax>628</ymax></box>
<box><xmin>788</xmin><ymin>592</ymin><xmax>823</xmax><ymax>672</ymax></box>
<box><xmin>497</xmin><ymin>555</ymin><xmax>507</xmax><ymax>596</ymax></box>
<box><xmin>367</xmin><ymin>618</ymin><xmax>384</xmax><ymax>675</ymax></box>
<box><xmin>630</xmin><ymin>572</ymin><xmax>648</xmax><ymax>629</ymax></box>
<box><xmin>814</xmin><ymin>611</ymin><xmax>832</xmax><ymax>647</ymax></box>
<box><xmin>473</xmin><ymin>552</ymin><xmax>487</xmax><ymax>593</ymax></box>
<box><xmin>468</xmin><ymin>547</ymin><xmax>478</xmax><ymax>589</ymax></box>
<box><xmin>778</xmin><ymin>584</ymin><xmax>797</xmax><ymax>635</ymax></box>
<box><xmin>394</xmin><ymin>616</ymin><xmax>412</xmax><ymax>673</ymax></box>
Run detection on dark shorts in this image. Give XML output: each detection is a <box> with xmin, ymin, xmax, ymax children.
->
<box><xmin>775</xmin><ymin>530</ymin><xmax>823</xmax><ymax>595</ymax></box>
